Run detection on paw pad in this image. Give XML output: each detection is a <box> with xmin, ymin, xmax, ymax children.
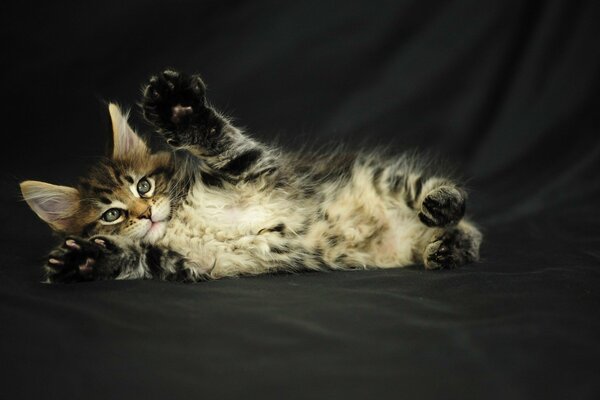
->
<box><xmin>171</xmin><ymin>104</ymin><xmax>194</xmax><ymax>124</ymax></box>
<box><xmin>44</xmin><ymin>237</ymin><xmax>113</xmax><ymax>283</ymax></box>
<box><xmin>78</xmin><ymin>257</ymin><xmax>95</xmax><ymax>273</ymax></box>
<box><xmin>419</xmin><ymin>186</ymin><xmax>465</xmax><ymax>227</ymax></box>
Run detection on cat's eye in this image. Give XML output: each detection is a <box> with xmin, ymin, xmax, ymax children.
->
<box><xmin>137</xmin><ymin>178</ymin><xmax>152</xmax><ymax>196</ymax></box>
<box><xmin>101</xmin><ymin>208</ymin><xmax>123</xmax><ymax>223</ymax></box>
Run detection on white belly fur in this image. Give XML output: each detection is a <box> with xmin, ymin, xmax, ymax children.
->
<box><xmin>157</xmin><ymin>179</ymin><xmax>433</xmax><ymax>278</ymax></box>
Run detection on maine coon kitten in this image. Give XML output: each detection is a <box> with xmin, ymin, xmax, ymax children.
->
<box><xmin>20</xmin><ymin>70</ymin><xmax>482</xmax><ymax>283</ymax></box>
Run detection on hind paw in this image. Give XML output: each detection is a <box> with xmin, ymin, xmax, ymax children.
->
<box><xmin>418</xmin><ymin>185</ymin><xmax>466</xmax><ymax>227</ymax></box>
<box><xmin>423</xmin><ymin>225</ymin><xmax>481</xmax><ymax>270</ymax></box>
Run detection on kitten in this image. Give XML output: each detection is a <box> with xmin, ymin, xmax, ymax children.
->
<box><xmin>20</xmin><ymin>70</ymin><xmax>482</xmax><ymax>283</ymax></box>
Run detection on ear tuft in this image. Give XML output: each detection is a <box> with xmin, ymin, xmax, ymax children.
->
<box><xmin>20</xmin><ymin>180</ymin><xmax>80</xmax><ymax>233</ymax></box>
<box><xmin>109</xmin><ymin>103</ymin><xmax>149</xmax><ymax>159</ymax></box>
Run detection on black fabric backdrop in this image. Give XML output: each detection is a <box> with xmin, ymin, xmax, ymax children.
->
<box><xmin>1</xmin><ymin>1</ymin><xmax>599</xmax><ymax>399</ymax></box>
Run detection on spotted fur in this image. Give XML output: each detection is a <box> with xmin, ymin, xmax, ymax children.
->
<box><xmin>20</xmin><ymin>70</ymin><xmax>482</xmax><ymax>283</ymax></box>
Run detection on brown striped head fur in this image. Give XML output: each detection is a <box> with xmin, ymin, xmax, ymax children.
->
<box><xmin>20</xmin><ymin>104</ymin><xmax>175</xmax><ymax>243</ymax></box>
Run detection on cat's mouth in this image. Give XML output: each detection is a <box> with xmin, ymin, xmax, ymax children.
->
<box><xmin>142</xmin><ymin>219</ymin><xmax>167</xmax><ymax>242</ymax></box>
<box><xmin>148</xmin><ymin>220</ymin><xmax>164</xmax><ymax>232</ymax></box>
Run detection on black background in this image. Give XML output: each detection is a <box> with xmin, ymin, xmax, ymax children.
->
<box><xmin>1</xmin><ymin>1</ymin><xmax>600</xmax><ymax>399</ymax></box>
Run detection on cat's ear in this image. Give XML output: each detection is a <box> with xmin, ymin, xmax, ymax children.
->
<box><xmin>20</xmin><ymin>180</ymin><xmax>81</xmax><ymax>233</ymax></box>
<box><xmin>108</xmin><ymin>103</ymin><xmax>149</xmax><ymax>159</ymax></box>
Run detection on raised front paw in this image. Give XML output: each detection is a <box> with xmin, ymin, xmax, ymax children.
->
<box><xmin>44</xmin><ymin>237</ymin><xmax>119</xmax><ymax>283</ymax></box>
<box><xmin>141</xmin><ymin>69</ymin><xmax>222</xmax><ymax>148</ymax></box>
<box><xmin>418</xmin><ymin>185</ymin><xmax>466</xmax><ymax>227</ymax></box>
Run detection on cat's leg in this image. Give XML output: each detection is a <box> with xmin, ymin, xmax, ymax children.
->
<box><xmin>45</xmin><ymin>236</ymin><xmax>210</xmax><ymax>283</ymax></box>
<box><xmin>368</xmin><ymin>155</ymin><xmax>466</xmax><ymax>228</ymax></box>
<box><xmin>375</xmin><ymin>164</ymin><xmax>480</xmax><ymax>268</ymax></box>
<box><xmin>422</xmin><ymin>220</ymin><xmax>482</xmax><ymax>269</ymax></box>
<box><xmin>141</xmin><ymin>70</ymin><xmax>277</xmax><ymax>181</ymax></box>
<box><xmin>401</xmin><ymin>175</ymin><xmax>480</xmax><ymax>268</ymax></box>
<box><xmin>381</xmin><ymin>167</ymin><xmax>466</xmax><ymax>228</ymax></box>
<box><xmin>143</xmin><ymin>246</ymin><xmax>213</xmax><ymax>282</ymax></box>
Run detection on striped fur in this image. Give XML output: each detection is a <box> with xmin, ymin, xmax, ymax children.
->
<box><xmin>20</xmin><ymin>70</ymin><xmax>482</xmax><ymax>283</ymax></box>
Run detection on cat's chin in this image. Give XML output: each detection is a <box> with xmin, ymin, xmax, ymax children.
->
<box><xmin>142</xmin><ymin>221</ymin><xmax>167</xmax><ymax>243</ymax></box>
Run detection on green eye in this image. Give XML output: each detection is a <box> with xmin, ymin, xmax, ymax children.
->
<box><xmin>102</xmin><ymin>208</ymin><xmax>122</xmax><ymax>223</ymax></box>
<box><xmin>137</xmin><ymin>178</ymin><xmax>151</xmax><ymax>195</ymax></box>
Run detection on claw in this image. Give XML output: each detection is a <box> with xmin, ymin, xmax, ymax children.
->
<box><xmin>48</xmin><ymin>258</ymin><xmax>63</xmax><ymax>265</ymax></box>
<box><xmin>166</xmin><ymin>138</ymin><xmax>181</xmax><ymax>147</ymax></box>
<box><xmin>437</xmin><ymin>245</ymin><xmax>450</xmax><ymax>255</ymax></box>
<box><xmin>65</xmin><ymin>239</ymin><xmax>80</xmax><ymax>250</ymax></box>
<box><xmin>93</xmin><ymin>238</ymin><xmax>106</xmax><ymax>247</ymax></box>
<box><xmin>190</xmin><ymin>76</ymin><xmax>206</xmax><ymax>95</ymax></box>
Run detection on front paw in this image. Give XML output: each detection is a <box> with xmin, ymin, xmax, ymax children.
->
<box><xmin>418</xmin><ymin>185</ymin><xmax>466</xmax><ymax>227</ymax></box>
<box><xmin>141</xmin><ymin>69</ymin><xmax>222</xmax><ymax>147</ymax></box>
<box><xmin>44</xmin><ymin>237</ymin><xmax>118</xmax><ymax>283</ymax></box>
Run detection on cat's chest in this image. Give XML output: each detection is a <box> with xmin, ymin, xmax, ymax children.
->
<box><xmin>166</xmin><ymin>184</ymin><xmax>290</xmax><ymax>239</ymax></box>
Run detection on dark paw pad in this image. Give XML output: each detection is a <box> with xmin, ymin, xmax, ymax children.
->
<box><xmin>171</xmin><ymin>105</ymin><xmax>194</xmax><ymax>124</ymax></box>
<box><xmin>418</xmin><ymin>186</ymin><xmax>466</xmax><ymax>227</ymax></box>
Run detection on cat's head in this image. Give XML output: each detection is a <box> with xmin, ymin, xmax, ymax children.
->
<box><xmin>20</xmin><ymin>104</ymin><xmax>175</xmax><ymax>243</ymax></box>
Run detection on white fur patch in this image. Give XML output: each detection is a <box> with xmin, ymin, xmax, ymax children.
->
<box><xmin>156</xmin><ymin>167</ymin><xmax>438</xmax><ymax>278</ymax></box>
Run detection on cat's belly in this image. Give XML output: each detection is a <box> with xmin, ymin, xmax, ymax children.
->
<box><xmin>303</xmin><ymin>180</ymin><xmax>434</xmax><ymax>269</ymax></box>
<box><xmin>156</xmin><ymin>181</ymin><xmax>433</xmax><ymax>276</ymax></box>
<box><xmin>156</xmin><ymin>186</ymin><xmax>311</xmax><ymax>276</ymax></box>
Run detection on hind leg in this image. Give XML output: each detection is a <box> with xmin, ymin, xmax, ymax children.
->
<box><xmin>423</xmin><ymin>220</ymin><xmax>482</xmax><ymax>269</ymax></box>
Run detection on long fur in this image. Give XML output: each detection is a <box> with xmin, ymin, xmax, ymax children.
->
<box><xmin>20</xmin><ymin>70</ymin><xmax>482</xmax><ymax>283</ymax></box>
